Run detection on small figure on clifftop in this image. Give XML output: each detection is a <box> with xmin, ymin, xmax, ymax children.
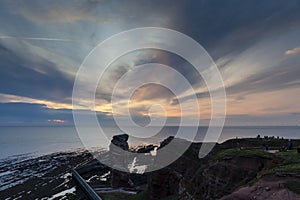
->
<box><xmin>288</xmin><ymin>139</ymin><xmax>293</xmax><ymax>150</ymax></box>
<box><xmin>265</xmin><ymin>144</ymin><xmax>269</xmax><ymax>151</ymax></box>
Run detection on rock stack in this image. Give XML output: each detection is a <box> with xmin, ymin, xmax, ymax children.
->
<box><xmin>109</xmin><ymin>134</ymin><xmax>133</xmax><ymax>188</ymax></box>
<box><xmin>111</xmin><ymin>134</ymin><xmax>129</xmax><ymax>151</ymax></box>
<box><xmin>137</xmin><ymin>144</ymin><xmax>155</xmax><ymax>153</ymax></box>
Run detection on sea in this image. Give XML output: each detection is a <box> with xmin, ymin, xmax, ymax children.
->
<box><xmin>0</xmin><ymin>126</ymin><xmax>300</xmax><ymax>160</ymax></box>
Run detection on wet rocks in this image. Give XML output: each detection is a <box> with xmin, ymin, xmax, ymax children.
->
<box><xmin>0</xmin><ymin>151</ymin><xmax>93</xmax><ymax>200</ymax></box>
<box><xmin>137</xmin><ymin>144</ymin><xmax>156</xmax><ymax>153</ymax></box>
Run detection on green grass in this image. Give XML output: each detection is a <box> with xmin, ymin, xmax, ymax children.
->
<box><xmin>258</xmin><ymin>151</ymin><xmax>300</xmax><ymax>175</ymax></box>
<box><xmin>284</xmin><ymin>181</ymin><xmax>300</xmax><ymax>194</ymax></box>
<box><xmin>269</xmin><ymin>164</ymin><xmax>300</xmax><ymax>174</ymax></box>
<box><xmin>276</xmin><ymin>150</ymin><xmax>300</xmax><ymax>164</ymax></box>
<box><xmin>214</xmin><ymin>149</ymin><xmax>272</xmax><ymax>160</ymax></box>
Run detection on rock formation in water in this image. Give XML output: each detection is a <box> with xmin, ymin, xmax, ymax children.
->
<box><xmin>109</xmin><ymin>134</ymin><xmax>133</xmax><ymax>188</ymax></box>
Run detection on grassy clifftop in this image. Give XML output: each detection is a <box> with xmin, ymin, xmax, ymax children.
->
<box><xmin>102</xmin><ymin>138</ymin><xmax>300</xmax><ymax>200</ymax></box>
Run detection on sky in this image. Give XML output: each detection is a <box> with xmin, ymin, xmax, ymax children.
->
<box><xmin>0</xmin><ymin>0</ymin><xmax>300</xmax><ymax>126</ymax></box>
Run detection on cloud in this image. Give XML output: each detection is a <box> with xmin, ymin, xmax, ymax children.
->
<box><xmin>0</xmin><ymin>102</ymin><xmax>73</xmax><ymax>125</ymax></box>
<box><xmin>17</xmin><ymin>0</ymin><xmax>101</xmax><ymax>24</ymax></box>
<box><xmin>0</xmin><ymin>44</ymin><xmax>74</xmax><ymax>102</ymax></box>
<box><xmin>48</xmin><ymin>119</ymin><xmax>65</xmax><ymax>123</ymax></box>
<box><xmin>0</xmin><ymin>93</ymin><xmax>74</xmax><ymax>110</ymax></box>
<box><xmin>131</xmin><ymin>84</ymin><xmax>175</xmax><ymax>102</ymax></box>
<box><xmin>0</xmin><ymin>0</ymin><xmax>300</xmax><ymax>126</ymax></box>
<box><xmin>225</xmin><ymin>113</ymin><xmax>300</xmax><ymax>126</ymax></box>
<box><xmin>96</xmin><ymin>49</ymin><xmax>203</xmax><ymax>101</ymax></box>
<box><xmin>0</xmin><ymin>35</ymin><xmax>74</xmax><ymax>42</ymax></box>
<box><xmin>224</xmin><ymin>55</ymin><xmax>300</xmax><ymax>97</ymax></box>
<box><xmin>0</xmin><ymin>102</ymin><xmax>115</xmax><ymax>126</ymax></box>
<box><xmin>285</xmin><ymin>47</ymin><xmax>300</xmax><ymax>56</ymax></box>
<box><xmin>178</xmin><ymin>25</ymin><xmax>300</xmax><ymax>104</ymax></box>
<box><xmin>15</xmin><ymin>0</ymin><xmax>173</xmax><ymax>25</ymax></box>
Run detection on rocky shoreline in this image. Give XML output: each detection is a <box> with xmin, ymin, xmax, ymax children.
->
<box><xmin>1</xmin><ymin>136</ymin><xmax>300</xmax><ymax>200</ymax></box>
<box><xmin>0</xmin><ymin>150</ymin><xmax>94</xmax><ymax>200</ymax></box>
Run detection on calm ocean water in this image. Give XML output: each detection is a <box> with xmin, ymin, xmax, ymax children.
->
<box><xmin>0</xmin><ymin>126</ymin><xmax>299</xmax><ymax>159</ymax></box>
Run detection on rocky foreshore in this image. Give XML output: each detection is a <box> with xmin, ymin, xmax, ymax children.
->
<box><xmin>0</xmin><ymin>150</ymin><xmax>94</xmax><ymax>200</ymax></box>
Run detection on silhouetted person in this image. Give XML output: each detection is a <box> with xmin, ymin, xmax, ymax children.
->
<box><xmin>265</xmin><ymin>144</ymin><xmax>269</xmax><ymax>151</ymax></box>
<box><xmin>288</xmin><ymin>139</ymin><xmax>293</xmax><ymax>150</ymax></box>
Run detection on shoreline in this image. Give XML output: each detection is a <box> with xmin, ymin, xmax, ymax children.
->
<box><xmin>0</xmin><ymin>150</ymin><xmax>94</xmax><ymax>200</ymax></box>
<box><xmin>1</xmin><ymin>137</ymin><xmax>300</xmax><ymax>199</ymax></box>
